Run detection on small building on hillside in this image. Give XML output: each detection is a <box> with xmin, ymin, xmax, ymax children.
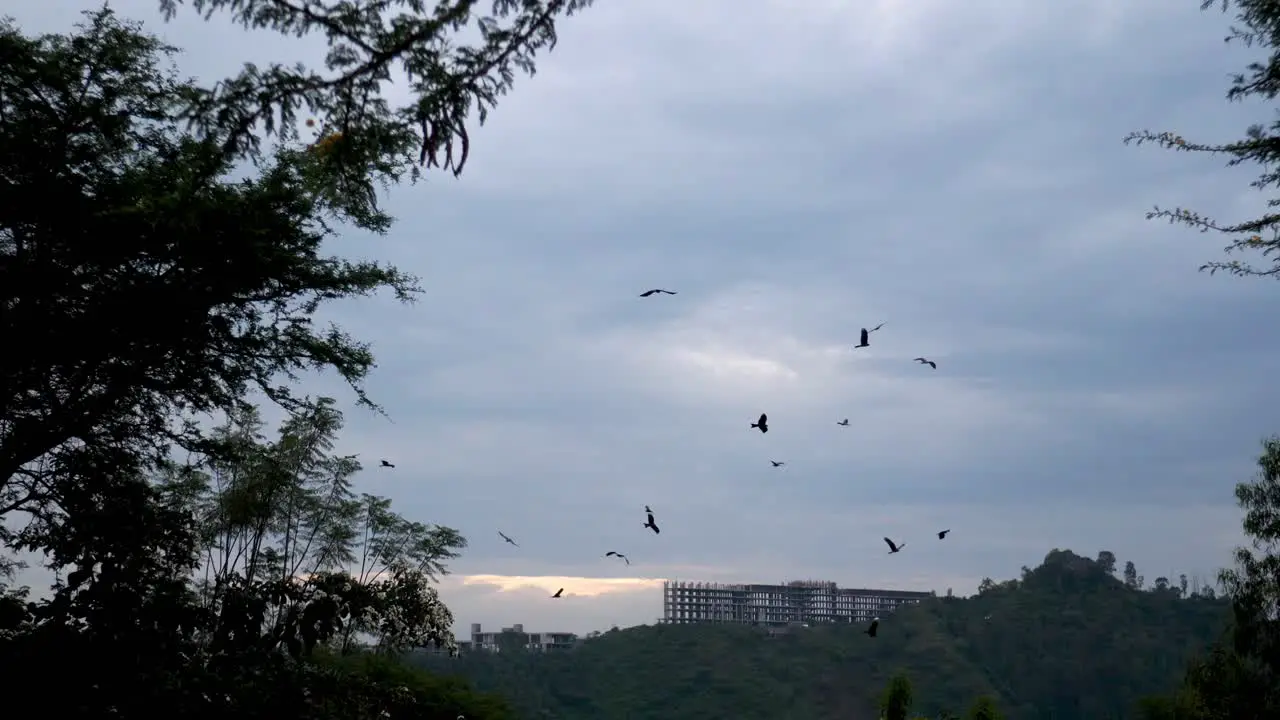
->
<box><xmin>467</xmin><ymin>623</ymin><xmax>578</xmax><ymax>653</ymax></box>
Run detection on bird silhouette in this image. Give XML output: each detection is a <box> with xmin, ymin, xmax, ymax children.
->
<box><xmin>380</xmin><ymin>459</ymin><xmax>395</xmax><ymax>468</ymax></box>
<box><xmin>644</xmin><ymin>511</ymin><xmax>660</xmax><ymax>534</ymax></box>
<box><xmin>639</xmin><ymin>289</ymin><xmax>677</xmax><ymax>297</ymax></box>
<box><xmin>551</xmin><ymin>588</ymin><xmax>564</xmax><ymax>598</ymax></box>
<box><xmin>937</xmin><ymin>529</ymin><xmax>950</xmax><ymax>540</ymax></box>
<box><xmin>498</xmin><ymin>531</ymin><xmax>518</xmax><ymax>547</ymax></box>
<box><xmin>751</xmin><ymin>413</ymin><xmax>769</xmax><ymax>433</ymax></box>
<box><xmin>855</xmin><ymin>328</ymin><xmax>870</xmax><ymax>348</ymax></box>
<box><xmin>914</xmin><ymin>357</ymin><xmax>937</xmax><ymax>369</ymax></box>
<box><xmin>883</xmin><ymin>537</ymin><xmax>906</xmax><ymax>554</ymax></box>
<box><xmin>837</xmin><ymin>418</ymin><xmax>850</xmax><ymax>426</ymax></box>
<box><xmin>605</xmin><ymin>551</ymin><xmax>630</xmax><ymax>565</ymax></box>
<box><xmin>865</xmin><ymin>618</ymin><xmax>879</xmax><ymax>638</ymax></box>
<box><xmin>770</xmin><ymin>460</ymin><xmax>785</xmax><ymax>467</ymax></box>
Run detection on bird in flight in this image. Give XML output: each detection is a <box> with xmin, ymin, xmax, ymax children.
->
<box><xmin>770</xmin><ymin>460</ymin><xmax>785</xmax><ymax>467</ymax></box>
<box><xmin>498</xmin><ymin>531</ymin><xmax>519</xmax><ymax>547</ymax></box>
<box><xmin>751</xmin><ymin>413</ymin><xmax>769</xmax><ymax>433</ymax></box>
<box><xmin>937</xmin><ymin>529</ymin><xmax>950</xmax><ymax>540</ymax></box>
<box><xmin>643</xmin><ymin>510</ymin><xmax>661</xmax><ymax>535</ymax></box>
<box><xmin>883</xmin><ymin>537</ymin><xmax>906</xmax><ymax>554</ymax></box>
<box><xmin>914</xmin><ymin>357</ymin><xmax>937</xmax><ymax>369</ymax></box>
<box><xmin>865</xmin><ymin>618</ymin><xmax>880</xmax><ymax>638</ymax></box>
<box><xmin>380</xmin><ymin>459</ymin><xmax>395</xmax><ymax>468</ymax></box>
<box><xmin>605</xmin><ymin>551</ymin><xmax>631</xmax><ymax>565</ymax></box>
<box><xmin>837</xmin><ymin>418</ymin><xmax>850</xmax><ymax>426</ymax></box>
<box><xmin>854</xmin><ymin>328</ymin><xmax>871</xmax><ymax>348</ymax></box>
<box><xmin>639</xmin><ymin>289</ymin><xmax>677</xmax><ymax>297</ymax></box>
<box><xmin>551</xmin><ymin>588</ymin><xmax>564</xmax><ymax>598</ymax></box>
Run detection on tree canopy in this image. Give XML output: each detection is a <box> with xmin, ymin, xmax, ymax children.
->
<box><xmin>0</xmin><ymin>1</ymin><xmax>594</xmax><ymax>717</ymax></box>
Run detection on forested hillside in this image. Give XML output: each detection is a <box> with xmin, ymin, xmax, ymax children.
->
<box><xmin>414</xmin><ymin>550</ymin><xmax>1229</xmax><ymax>720</ymax></box>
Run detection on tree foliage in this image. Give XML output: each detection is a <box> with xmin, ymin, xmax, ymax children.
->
<box><xmin>1124</xmin><ymin>0</ymin><xmax>1280</xmax><ymax>278</ymax></box>
<box><xmin>881</xmin><ymin>672</ymin><xmax>914</xmax><ymax>720</ymax></box>
<box><xmin>0</xmin><ymin>0</ymin><xmax>593</xmax><ymax>717</ymax></box>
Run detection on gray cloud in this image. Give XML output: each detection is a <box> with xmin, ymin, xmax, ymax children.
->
<box><xmin>6</xmin><ymin>0</ymin><xmax>1273</xmax><ymax>636</ymax></box>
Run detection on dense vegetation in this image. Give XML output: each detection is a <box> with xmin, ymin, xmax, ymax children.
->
<box><xmin>413</xmin><ymin>550</ymin><xmax>1229</xmax><ymax>720</ymax></box>
<box><xmin>0</xmin><ymin>1</ymin><xmax>591</xmax><ymax>718</ymax></box>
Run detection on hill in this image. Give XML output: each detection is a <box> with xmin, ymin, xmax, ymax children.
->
<box><xmin>413</xmin><ymin>550</ymin><xmax>1229</xmax><ymax>719</ymax></box>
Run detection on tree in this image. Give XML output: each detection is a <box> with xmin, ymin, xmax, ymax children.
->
<box><xmin>1206</xmin><ymin>436</ymin><xmax>1280</xmax><ymax>717</ymax></box>
<box><xmin>1</xmin><ymin>0</ymin><xmax>594</xmax><ymax>559</ymax></box>
<box><xmin>1124</xmin><ymin>0</ymin><xmax>1280</xmax><ymax>279</ymax></box>
<box><xmin>880</xmin><ymin>673</ymin><xmax>914</xmax><ymax>720</ymax></box>
<box><xmin>967</xmin><ymin>695</ymin><xmax>1004</xmax><ymax>720</ymax></box>
<box><xmin>1097</xmin><ymin>550</ymin><xmax>1117</xmax><ymax>575</ymax></box>
<box><xmin>165</xmin><ymin>398</ymin><xmax>465</xmax><ymax>655</ymax></box>
<box><xmin>1181</xmin><ymin>574</ymin><xmax>1190</xmax><ymax>598</ymax></box>
<box><xmin>1125</xmin><ymin>561</ymin><xmax>1139</xmax><ymax>589</ymax></box>
<box><xmin>1156</xmin><ymin>576</ymin><xmax>1171</xmax><ymax>593</ymax></box>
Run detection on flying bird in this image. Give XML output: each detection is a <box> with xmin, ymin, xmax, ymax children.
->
<box><xmin>883</xmin><ymin>537</ymin><xmax>906</xmax><ymax>554</ymax></box>
<box><xmin>379</xmin><ymin>459</ymin><xmax>395</xmax><ymax>468</ymax></box>
<box><xmin>551</xmin><ymin>588</ymin><xmax>564</xmax><ymax>598</ymax></box>
<box><xmin>498</xmin><ymin>531</ymin><xmax>518</xmax><ymax>547</ymax></box>
<box><xmin>605</xmin><ymin>551</ymin><xmax>630</xmax><ymax>565</ymax></box>
<box><xmin>751</xmin><ymin>413</ymin><xmax>769</xmax><ymax>433</ymax></box>
<box><xmin>639</xmin><ymin>289</ymin><xmax>677</xmax><ymax>297</ymax></box>
<box><xmin>865</xmin><ymin>618</ymin><xmax>880</xmax><ymax>638</ymax></box>
<box><xmin>644</xmin><ymin>511</ymin><xmax>661</xmax><ymax>535</ymax></box>
<box><xmin>770</xmin><ymin>460</ymin><xmax>785</xmax><ymax>467</ymax></box>
<box><xmin>854</xmin><ymin>328</ymin><xmax>870</xmax><ymax>348</ymax></box>
<box><xmin>914</xmin><ymin>357</ymin><xmax>937</xmax><ymax>369</ymax></box>
<box><xmin>937</xmin><ymin>529</ymin><xmax>950</xmax><ymax>540</ymax></box>
<box><xmin>837</xmin><ymin>418</ymin><xmax>850</xmax><ymax>426</ymax></box>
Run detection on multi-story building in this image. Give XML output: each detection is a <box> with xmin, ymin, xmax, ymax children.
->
<box><xmin>466</xmin><ymin>623</ymin><xmax>578</xmax><ymax>653</ymax></box>
<box><xmin>662</xmin><ymin>579</ymin><xmax>933</xmax><ymax>626</ymax></box>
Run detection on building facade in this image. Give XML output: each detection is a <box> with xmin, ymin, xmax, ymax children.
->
<box><xmin>463</xmin><ymin>623</ymin><xmax>578</xmax><ymax>653</ymax></box>
<box><xmin>662</xmin><ymin>579</ymin><xmax>933</xmax><ymax>626</ymax></box>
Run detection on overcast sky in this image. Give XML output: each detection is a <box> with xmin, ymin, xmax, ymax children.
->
<box><xmin>8</xmin><ymin>0</ymin><xmax>1278</xmax><ymax>637</ymax></box>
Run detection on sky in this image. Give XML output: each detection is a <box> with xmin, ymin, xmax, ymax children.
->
<box><xmin>5</xmin><ymin>0</ymin><xmax>1279</xmax><ymax>638</ymax></box>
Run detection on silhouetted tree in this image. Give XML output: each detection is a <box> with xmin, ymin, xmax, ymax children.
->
<box><xmin>1125</xmin><ymin>561</ymin><xmax>1139</xmax><ymax>589</ymax></box>
<box><xmin>967</xmin><ymin>695</ymin><xmax>1004</xmax><ymax>720</ymax></box>
<box><xmin>1097</xmin><ymin>550</ymin><xmax>1118</xmax><ymax>575</ymax></box>
<box><xmin>880</xmin><ymin>673</ymin><xmax>914</xmax><ymax>720</ymax></box>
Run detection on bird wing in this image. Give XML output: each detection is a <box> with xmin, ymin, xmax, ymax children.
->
<box><xmin>883</xmin><ymin>537</ymin><xmax>896</xmax><ymax>551</ymax></box>
<box><xmin>646</xmin><ymin>512</ymin><xmax>655</xmax><ymax>524</ymax></box>
<box><xmin>758</xmin><ymin>413</ymin><xmax>767</xmax><ymax>424</ymax></box>
<box><xmin>860</xmin><ymin>329</ymin><xmax>869</xmax><ymax>344</ymax></box>
<box><xmin>605</xmin><ymin>551</ymin><xmax>616</xmax><ymax>557</ymax></box>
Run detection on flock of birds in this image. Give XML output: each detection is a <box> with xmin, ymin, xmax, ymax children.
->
<box><xmin>380</xmin><ymin>288</ymin><xmax>956</xmax><ymax>641</ymax></box>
